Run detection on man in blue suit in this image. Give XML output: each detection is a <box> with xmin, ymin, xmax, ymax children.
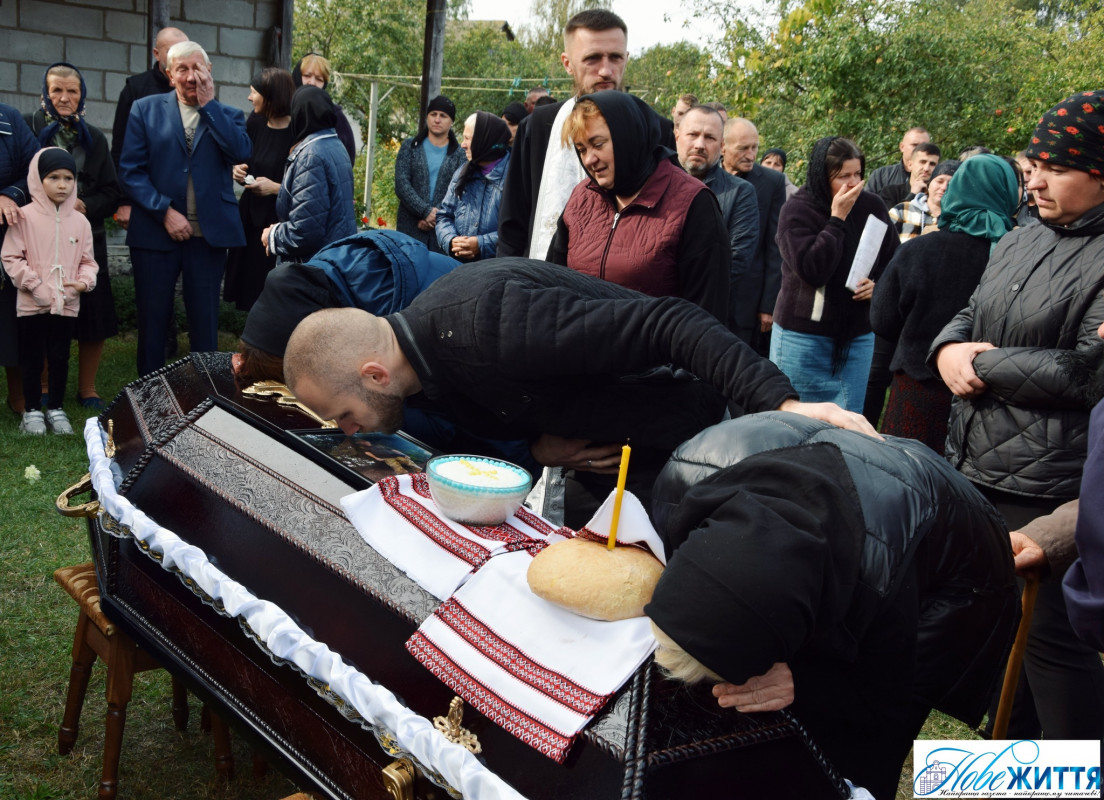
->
<box><xmin>119</xmin><ymin>41</ymin><xmax>251</xmax><ymax>376</ymax></box>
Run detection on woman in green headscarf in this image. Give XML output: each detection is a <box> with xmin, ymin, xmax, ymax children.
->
<box><xmin>869</xmin><ymin>153</ymin><xmax>1018</xmax><ymax>450</ymax></box>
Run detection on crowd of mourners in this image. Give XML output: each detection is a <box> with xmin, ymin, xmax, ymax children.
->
<box><xmin>3</xmin><ymin>8</ymin><xmax>1103</xmax><ymax>798</ymax></box>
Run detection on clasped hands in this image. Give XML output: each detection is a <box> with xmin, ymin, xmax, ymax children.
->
<box><xmin>530</xmin><ymin>434</ymin><xmax>622</xmax><ymax>474</ymax></box>
<box><xmin>935</xmin><ymin>341</ymin><xmax>995</xmax><ymax>398</ymax></box>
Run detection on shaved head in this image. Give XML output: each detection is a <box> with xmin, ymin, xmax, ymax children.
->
<box><xmin>285</xmin><ymin>307</ymin><xmax>388</xmax><ymax>395</ymax></box>
<box><xmin>154</xmin><ymin>27</ymin><xmax>188</xmax><ymax>71</ymax></box>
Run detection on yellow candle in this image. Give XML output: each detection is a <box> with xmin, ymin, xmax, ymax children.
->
<box><xmin>607</xmin><ymin>444</ymin><xmax>632</xmax><ymax>550</ymax></box>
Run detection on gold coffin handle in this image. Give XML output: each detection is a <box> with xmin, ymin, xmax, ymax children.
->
<box><xmin>56</xmin><ymin>473</ymin><xmax>100</xmax><ymax>518</ymax></box>
<box><xmin>381</xmin><ymin>757</ymin><xmax>415</xmax><ymax>800</ymax></box>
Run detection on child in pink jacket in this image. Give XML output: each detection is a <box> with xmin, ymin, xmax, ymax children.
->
<box><xmin>1</xmin><ymin>147</ymin><xmax>97</xmax><ymax>434</ymax></box>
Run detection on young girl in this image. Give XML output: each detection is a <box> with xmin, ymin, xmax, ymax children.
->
<box><xmin>1</xmin><ymin>147</ymin><xmax>97</xmax><ymax>434</ymax></box>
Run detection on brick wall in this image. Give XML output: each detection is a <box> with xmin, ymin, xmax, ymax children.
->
<box><xmin>0</xmin><ymin>0</ymin><xmax>283</xmax><ymax>142</ymax></box>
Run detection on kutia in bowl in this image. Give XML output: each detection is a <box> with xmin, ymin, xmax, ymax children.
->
<box><xmin>425</xmin><ymin>455</ymin><xmax>532</xmax><ymax>526</ymax></box>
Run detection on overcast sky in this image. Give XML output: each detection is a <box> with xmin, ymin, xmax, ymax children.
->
<box><xmin>467</xmin><ymin>0</ymin><xmax>715</xmax><ymax>55</ymax></box>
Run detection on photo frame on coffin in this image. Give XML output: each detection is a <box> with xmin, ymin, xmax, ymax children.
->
<box><xmin>208</xmin><ymin>392</ymin><xmax>437</xmax><ymax>490</ymax></box>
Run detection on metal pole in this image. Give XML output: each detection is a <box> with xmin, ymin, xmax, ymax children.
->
<box><xmin>419</xmin><ymin>0</ymin><xmax>446</xmax><ymax>118</ymax></box>
<box><xmin>148</xmin><ymin>0</ymin><xmax>171</xmax><ymax>62</ymax></box>
<box><xmin>363</xmin><ymin>81</ymin><xmax>379</xmax><ymax>222</ymax></box>
<box><xmin>279</xmin><ymin>0</ymin><xmax>295</xmax><ymax>70</ymax></box>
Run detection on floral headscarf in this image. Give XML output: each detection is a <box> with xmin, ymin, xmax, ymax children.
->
<box><xmin>1024</xmin><ymin>90</ymin><xmax>1104</xmax><ymax>177</ymax></box>
<box><xmin>38</xmin><ymin>62</ymin><xmax>93</xmax><ymax>154</ymax></box>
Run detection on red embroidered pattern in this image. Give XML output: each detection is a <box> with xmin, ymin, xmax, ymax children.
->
<box><xmin>410</xmin><ymin>473</ymin><xmax>549</xmax><ymax>547</ymax></box>
<box><xmin>378</xmin><ymin>476</ymin><xmax>492</xmax><ymax>567</ymax></box>
<box><xmin>406</xmin><ymin>632</ymin><xmax>575</xmax><ymax>763</ymax></box>
<box><xmin>435</xmin><ymin>598</ymin><xmax>611</xmax><ymax>716</ymax></box>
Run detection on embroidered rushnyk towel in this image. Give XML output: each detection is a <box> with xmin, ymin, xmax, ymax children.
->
<box><xmin>341</xmin><ymin>473</ymin><xmax>567</xmax><ymax>599</ymax></box>
<box><xmin>406</xmin><ymin>550</ymin><xmax>658</xmax><ymax>763</ymax></box>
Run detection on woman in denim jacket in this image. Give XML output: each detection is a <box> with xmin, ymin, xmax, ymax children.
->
<box><xmin>436</xmin><ymin>112</ymin><xmax>511</xmax><ymax>261</ymax></box>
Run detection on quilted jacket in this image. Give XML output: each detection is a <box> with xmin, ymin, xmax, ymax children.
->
<box><xmin>546</xmin><ymin>158</ymin><xmax>731</xmax><ymax>322</ymax></box>
<box><xmin>270</xmin><ymin>130</ymin><xmax>355</xmax><ymax>263</ymax></box>
<box><xmin>0</xmin><ymin>102</ymin><xmax>37</xmax><ymax>238</ymax></box>
<box><xmin>928</xmin><ymin>203</ymin><xmax>1104</xmax><ymax>498</ymax></box>
<box><xmin>394</xmin><ymin>135</ymin><xmax>465</xmax><ymax>252</ymax></box>
<box><xmin>650</xmin><ymin>411</ymin><xmax>1018</xmax><ymax>727</ymax></box>
<box><xmin>434</xmin><ymin>151</ymin><xmax>509</xmax><ymax>260</ymax></box>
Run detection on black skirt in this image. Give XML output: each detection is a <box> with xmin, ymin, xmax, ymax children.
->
<box><xmin>0</xmin><ymin>271</ymin><xmax>17</xmax><ymax>367</ymax></box>
<box><xmin>74</xmin><ymin>230</ymin><xmax>119</xmax><ymax>342</ymax></box>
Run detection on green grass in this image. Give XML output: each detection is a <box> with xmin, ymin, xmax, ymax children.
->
<box><xmin>0</xmin><ymin>331</ymin><xmax>299</xmax><ymax>799</ymax></box>
<box><xmin>0</xmin><ymin>324</ymin><xmax>979</xmax><ymax>799</ymax></box>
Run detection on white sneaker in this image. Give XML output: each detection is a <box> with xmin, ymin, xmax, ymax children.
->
<box><xmin>44</xmin><ymin>409</ymin><xmax>73</xmax><ymax>435</ymax></box>
<box><xmin>20</xmin><ymin>410</ymin><xmax>46</xmax><ymax>435</ymax></box>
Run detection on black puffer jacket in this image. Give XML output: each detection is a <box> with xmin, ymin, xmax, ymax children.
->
<box><xmin>387</xmin><ymin>258</ymin><xmax>797</xmax><ymax>460</ymax></box>
<box><xmin>928</xmin><ymin>203</ymin><xmax>1104</xmax><ymax>498</ymax></box>
<box><xmin>649</xmin><ymin>411</ymin><xmax>1018</xmax><ymax>725</ymax></box>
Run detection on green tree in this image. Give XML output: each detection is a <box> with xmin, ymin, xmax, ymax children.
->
<box><xmin>625</xmin><ymin>41</ymin><xmax>715</xmax><ymax>114</ymax></box>
<box><xmin>696</xmin><ymin>0</ymin><xmax>1103</xmax><ymax>176</ymax></box>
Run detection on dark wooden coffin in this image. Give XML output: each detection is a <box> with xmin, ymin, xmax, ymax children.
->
<box><xmin>84</xmin><ymin>353</ymin><xmax>849</xmax><ymax>800</ymax></box>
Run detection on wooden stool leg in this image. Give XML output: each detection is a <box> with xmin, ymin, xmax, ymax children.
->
<box><xmin>200</xmin><ymin>702</ymin><xmax>211</xmax><ymax>733</ymax></box>
<box><xmin>252</xmin><ymin>750</ymin><xmax>268</xmax><ymax>779</ymax></box>
<box><xmin>58</xmin><ymin>610</ymin><xmax>97</xmax><ymax>755</ymax></box>
<box><xmin>209</xmin><ymin>712</ymin><xmax>235</xmax><ymax>780</ymax></box>
<box><xmin>98</xmin><ymin>630</ymin><xmax>137</xmax><ymax>800</ymax></box>
<box><xmin>170</xmin><ymin>675</ymin><xmax>189</xmax><ymax>730</ymax></box>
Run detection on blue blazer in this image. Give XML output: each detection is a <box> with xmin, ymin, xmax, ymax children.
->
<box><xmin>119</xmin><ymin>92</ymin><xmax>251</xmax><ymax>250</ymax></box>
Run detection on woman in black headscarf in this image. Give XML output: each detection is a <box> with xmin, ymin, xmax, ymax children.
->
<box><xmin>770</xmin><ymin>136</ymin><xmax>897</xmax><ymax>414</ymax></box>
<box><xmin>435</xmin><ymin>111</ymin><xmax>511</xmax><ymax>261</ymax></box>
<box><xmin>545</xmin><ymin>90</ymin><xmax>730</xmax><ymax>322</ymax></box>
<box><xmin>262</xmin><ymin>86</ymin><xmax>356</xmax><ymax>264</ymax></box>
<box><xmin>224</xmin><ymin>67</ymin><xmax>295</xmax><ymax>311</ymax></box>
<box><xmin>24</xmin><ymin>62</ymin><xmax>122</xmax><ymax>409</ymax></box>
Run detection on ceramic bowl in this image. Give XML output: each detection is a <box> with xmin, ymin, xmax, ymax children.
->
<box><xmin>425</xmin><ymin>455</ymin><xmax>532</xmax><ymax>526</ymax></box>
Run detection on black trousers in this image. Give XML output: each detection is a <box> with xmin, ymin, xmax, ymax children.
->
<box><xmin>978</xmin><ymin>485</ymin><xmax>1104</xmax><ymax>740</ymax></box>
<box><xmin>18</xmin><ymin>313</ymin><xmax>75</xmax><ymax>411</ymax></box>
<box><xmin>790</xmin><ymin>572</ymin><xmax>929</xmax><ymax>799</ymax></box>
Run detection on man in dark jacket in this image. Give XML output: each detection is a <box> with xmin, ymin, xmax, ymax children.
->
<box><xmin>722</xmin><ymin>118</ymin><xmax>786</xmax><ymax>353</ymax></box>
<box><xmin>497</xmin><ymin>9</ymin><xmax>674</xmax><ymax>259</ymax></box>
<box><xmin>676</xmin><ymin>106</ymin><xmax>758</xmax><ymax>335</ymax></box>
<box><xmin>119</xmin><ymin>41</ymin><xmax>250</xmax><ymax>377</ymax></box>
<box><xmin>646</xmin><ymin>412</ymin><xmax>1018</xmax><ymax>800</ymax></box>
<box><xmin>865</xmin><ymin>125</ymin><xmax>931</xmax><ymax>195</ymax></box>
<box><xmin>282</xmin><ymin>260</ymin><xmax>876</xmax><ymax>522</ymax></box>
<box><xmin>110</xmin><ymin>26</ymin><xmax>187</xmax><ymax>230</ymax></box>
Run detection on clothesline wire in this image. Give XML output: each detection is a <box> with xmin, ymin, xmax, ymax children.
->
<box><xmin>334</xmin><ymin>71</ymin><xmax>574</xmax><ymax>85</ymax></box>
<box><xmin>333</xmin><ymin>72</ymin><xmax>652</xmax><ymax>96</ymax></box>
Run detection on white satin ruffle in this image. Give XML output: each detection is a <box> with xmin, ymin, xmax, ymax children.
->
<box><xmin>82</xmin><ymin>418</ymin><xmax>528</xmax><ymax>800</ymax></box>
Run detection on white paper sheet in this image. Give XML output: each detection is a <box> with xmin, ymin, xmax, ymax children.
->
<box><xmin>844</xmin><ymin>214</ymin><xmax>888</xmax><ymax>292</ymax></box>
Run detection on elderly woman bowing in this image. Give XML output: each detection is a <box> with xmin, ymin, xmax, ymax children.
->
<box><xmin>24</xmin><ymin>62</ymin><xmax>122</xmax><ymax>408</ymax></box>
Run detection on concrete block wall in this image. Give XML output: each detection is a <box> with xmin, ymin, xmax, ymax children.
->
<box><xmin>0</xmin><ymin>0</ymin><xmax>283</xmax><ymax>142</ymax></box>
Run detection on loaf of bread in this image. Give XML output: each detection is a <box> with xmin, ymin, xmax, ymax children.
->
<box><xmin>526</xmin><ymin>538</ymin><xmax>664</xmax><ymax>621</ymax></box>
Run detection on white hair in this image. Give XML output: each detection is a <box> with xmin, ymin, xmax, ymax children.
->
<box><xmin>650</xmin><ymin>621</ymin><xmax>724</xmax><ymax>684</ymax></box>
<box><xmin>167</xmin><ymin>41</ymin><xmax>210</xmax><ymax>70</ymax></box>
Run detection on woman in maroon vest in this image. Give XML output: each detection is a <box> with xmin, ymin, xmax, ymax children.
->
<box><xmin>546</xmin><ymin>91</ymin><xmax>730</xmax><ymax>323</ymax></box>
